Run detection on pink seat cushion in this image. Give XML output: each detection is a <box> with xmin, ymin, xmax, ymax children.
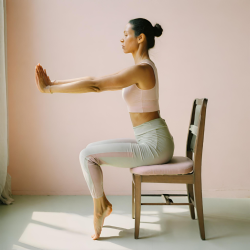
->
<box><xmin>130</xmin><ymin>156</ymin><xmax>193</xmax><ymax>175</ymax></box>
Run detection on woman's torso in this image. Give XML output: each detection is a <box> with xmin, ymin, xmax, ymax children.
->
<box><xmin>125</xmin><ymin>58</ymin><xmax>160</xmax><ymax>127</ymax></box>
<box><xmin>130</xmin><ymin>111</ymin><xmax>160</xmax><ymax>127</ymax></box>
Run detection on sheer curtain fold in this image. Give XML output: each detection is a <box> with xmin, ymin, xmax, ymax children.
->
<box><xmin>0</xmin><ymin>0</ymin><xmax>14</xmax><ymax>205</ymax></box>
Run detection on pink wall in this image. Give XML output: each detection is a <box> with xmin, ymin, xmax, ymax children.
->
<box><xmin>7</xmin><ymin>0</ymin><xmax>250</xmax><ymax>198</ymax></box>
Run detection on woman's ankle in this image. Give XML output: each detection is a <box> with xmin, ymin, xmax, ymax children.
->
<box><xmin>103</xmin><ymin>191</ymin><xmax>112</xmax><ymax>206</ymax></box>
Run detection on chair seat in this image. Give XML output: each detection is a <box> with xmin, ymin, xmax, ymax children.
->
<box><xmin>130</xmin><ymin>156</ymin><xmax>193</xmax><ymax>175</ymax></box>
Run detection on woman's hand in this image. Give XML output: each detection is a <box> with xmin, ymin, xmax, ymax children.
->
<box><xmin>43</xmin><ymin>68</ymin><xmax>54</xmax><ymax>86</ymax></box>
<box><xmin>35</xmin><ymin>63</ymin><xmax>50</xmax><ymax>93</ymax></box>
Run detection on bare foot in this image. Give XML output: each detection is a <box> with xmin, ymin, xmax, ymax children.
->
<box><xmin>91</xmin><ymin>204</ymin><xmax>113</xmax><ymax>240</ymax></box>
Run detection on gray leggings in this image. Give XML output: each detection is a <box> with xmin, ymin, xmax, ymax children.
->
<box><xmin>79</xmin><ymin>112</ymin><xmax>175</xmax><ymax>198</ymax></box>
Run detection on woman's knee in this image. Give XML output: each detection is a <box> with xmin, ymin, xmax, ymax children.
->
<box><xmin>79</xmin><ymin>148</ymin><xmax>88</xmax><ymax>163</ymax></box>
<box><xmin>79</xmin><ymin>147</ymin><xmax>95</xmax><ymax>164</ymax></box>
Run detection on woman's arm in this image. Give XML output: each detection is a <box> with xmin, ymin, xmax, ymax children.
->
<box><xmin>52</xmin><ymin>76</ymin><xmax>95</xmax><ymax>85</ymax></box>
<box><xmin>38</xmin><ymin>63</ymin><xmax>126</xmax><ymax>93</ymax></box>
<box><xmin>48</xmin><ymin>79</ymin><xmax>98</xmax><ymax>93</ymax></box>
<box><xmin>48</xmin><ymin>70</ymin><xmax>124</xmax><ymax>93</ymax></box>
<box><xmin>52</xmin><ymin>70</ymin><xmax>122</xmax><ymax>85</ymax></box>
<box><xmin>41</xmin><ymin>68</ymin><xmax>95</xmax><ymax>86</ymax></box>
<box><xmin>43</xmin><ymin>64</ymin><xmax>122</xmax><ymax>86</ymax></box>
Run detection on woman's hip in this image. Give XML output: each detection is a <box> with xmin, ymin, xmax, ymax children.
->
<box><xmin>133</xmin><ymin>118</ymin><xmax>173</xmax><ymax>139</ymax></box>
<box><xmin>133</xmin><ymin>119</ymin><xmax>175</xmax><ymax>164</ymax></box>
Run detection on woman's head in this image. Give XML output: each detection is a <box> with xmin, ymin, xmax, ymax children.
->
<box><xmin>121</xmin><ymin>18</ymin><xmax>163</xmax><ymax>53</ymax></box>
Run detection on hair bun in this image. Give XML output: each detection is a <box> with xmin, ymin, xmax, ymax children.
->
<box><xmin>154</xmin><ymin>23</ymin><xmax>163</xmax><ymax>37</ymax></box>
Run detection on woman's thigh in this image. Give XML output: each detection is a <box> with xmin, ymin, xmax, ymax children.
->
<box><xmin>80</xmin><ymin>139</ymin><xmax>162</xmax><ymax>169</ymax></box>
<box><xmin>86</xmin><ymin>138</ymin><xmax>137</xmax><ymax>148</ymax></box>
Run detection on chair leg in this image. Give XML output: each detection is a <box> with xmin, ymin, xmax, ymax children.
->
<box><xmin>132</xmin><ymin>175</ymin><xmax>135</xmax><ymax>219</ymax></box>
<box><xmin>194</xmin><ymin>181</ymin><xmax>206</xmax><ymax>240</ymax></box>
<box><xmin>186</xmin><ymin>184</ymin><xmax>195</xmax><ymax>219</ymax></box>
<box><xmin>134</xmin><ymin>174</ymin><xmax>141</xmax><ymax>239</ymax></box>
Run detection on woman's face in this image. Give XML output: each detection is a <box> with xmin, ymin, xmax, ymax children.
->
<box><xmin>120</xmin><ymin>23</ymin><xmax>139</xmax><ymax>53</ymax></box>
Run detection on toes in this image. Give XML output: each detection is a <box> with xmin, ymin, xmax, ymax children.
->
<box><xmin>92</xmin><ymin>234</ymin><xmax>100</xmax><ymax>240</ymax></box>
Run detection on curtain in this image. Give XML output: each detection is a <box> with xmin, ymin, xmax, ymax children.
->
<box><xmin>0</xmin><ymin>0</ymin><xmax>14</xmax><ymax>205</ymax></box>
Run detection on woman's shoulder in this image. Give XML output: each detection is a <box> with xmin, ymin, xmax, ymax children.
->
<box><xmin>136</xmin><ymin>63</ymin><xmax>156</xmax><ymax>90</ymax></box>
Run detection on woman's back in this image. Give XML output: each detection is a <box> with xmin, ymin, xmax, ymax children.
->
<box><xmin>122</xmin><ymin>58</ymin><xmax>161</xmax><ymax>127</ymax></box>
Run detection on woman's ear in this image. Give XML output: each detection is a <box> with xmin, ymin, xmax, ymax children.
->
<box><xmin>137</xmin><ymin>33</ymin><xmax>146</xmax><ymax>43</ymax></box>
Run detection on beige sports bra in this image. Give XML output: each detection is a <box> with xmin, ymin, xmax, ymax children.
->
<box><xmin>122</xmin><ymin>59</ymin><xmax>159</xmax><ymax>113</ymax></box>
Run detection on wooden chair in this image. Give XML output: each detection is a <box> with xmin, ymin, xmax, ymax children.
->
<box><xmin>130</xmin><ymin>98</ymin><xmax>208</xmax><ymax>240</ymax></box>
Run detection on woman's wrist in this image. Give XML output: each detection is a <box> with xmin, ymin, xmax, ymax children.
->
<box><xmin>45</xmin><ymin>85</ymin><xmax>53</xmax><ymax>94</ymax></box>
<box><xmin>49</xmin><ymin>85</ymin><xmax>53</xmax><ymax>94</ymax></box>
<box><xmin>51</xmin><ymin>80</ymin><xmax>56</xmax><ymax>85</ymax></box>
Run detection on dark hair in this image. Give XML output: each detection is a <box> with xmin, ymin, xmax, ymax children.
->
<box><xmin>128</xmin><ymin>18</ymin><xmax>163</xmax><ymax>50</ymax></box>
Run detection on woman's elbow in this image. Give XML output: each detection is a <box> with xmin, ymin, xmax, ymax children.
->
<box><xmin>91</xmin><ymin>80</ymin><xmax>101</xmax><ymax>92</ymax></box>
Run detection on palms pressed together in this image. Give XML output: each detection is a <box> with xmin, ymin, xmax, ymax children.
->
<box><xmin>35</xmin><ymin>63</ymin><xmax>53</xmax><ymax>93</ymax></box>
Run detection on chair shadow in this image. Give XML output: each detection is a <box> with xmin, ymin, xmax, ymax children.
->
<box><xmin>99</xmin><ymin>225</ymin><xmax>164</xmax><ymax>240</ymax></box>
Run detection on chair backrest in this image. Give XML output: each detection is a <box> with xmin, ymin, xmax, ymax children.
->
<box><xmin>186</xmin><ymin>98</ymin><xmax>208</xmax><ymax>177</ymax></box>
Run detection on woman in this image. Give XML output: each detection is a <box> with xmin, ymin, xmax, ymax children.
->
<box><xmin>35</xmin><ymin>18</ymin><xmax>174</xmax><ymax>240</ymax></box>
